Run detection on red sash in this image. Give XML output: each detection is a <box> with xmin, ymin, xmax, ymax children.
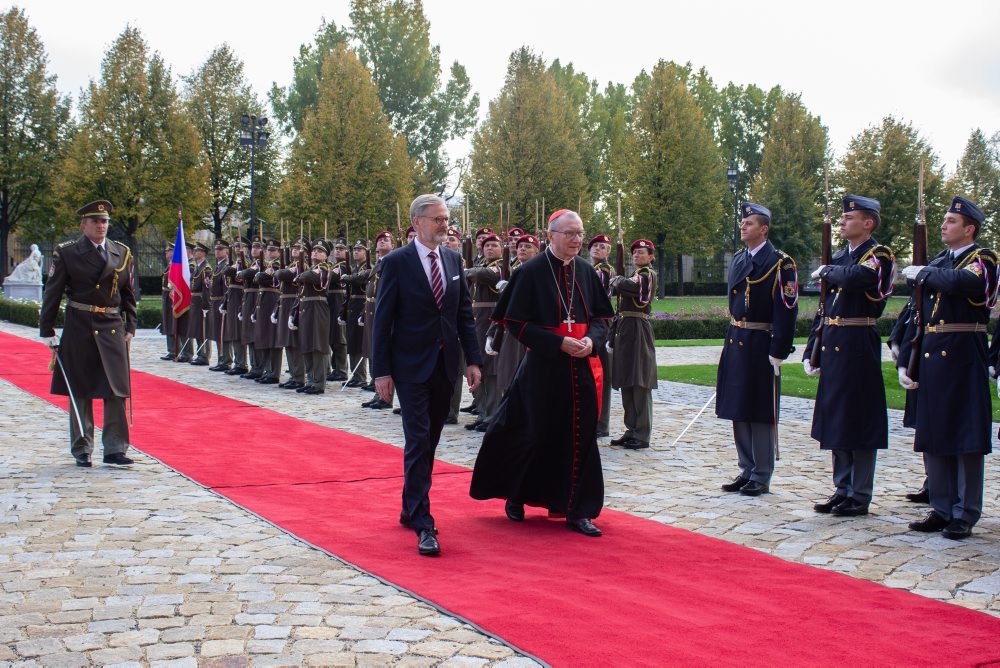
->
<box><xmin>547</xmin><ymin>322</ymin><xmax>604</xmax><ymax>418</ymax></box>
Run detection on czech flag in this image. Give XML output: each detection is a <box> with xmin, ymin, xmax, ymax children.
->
<box><xmin>168</xmin><ymin>217</ymin><xmax>191</xmax><ymax>318</ymax></box>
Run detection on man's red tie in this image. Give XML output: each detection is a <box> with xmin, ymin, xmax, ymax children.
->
<box><xmin>428</xmin><ymin>251</ymin><xmax>444</xmax><ymax>309</ymax></box>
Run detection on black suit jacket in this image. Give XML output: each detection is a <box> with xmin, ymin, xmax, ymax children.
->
<box><xmin>372</xmin><ymin>241</ymin><xmax>482</xmax><ymax>384</ymax></box>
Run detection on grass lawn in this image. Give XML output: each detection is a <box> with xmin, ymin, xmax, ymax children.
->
<box><xmin>657</xmin><ymin>337</ymin><xmax>811</xmax><ymax>348</ymax></box>
<box><xmin>658</xmin><ymin>361</ymin><xmax>1000</xmax><ymax>422</ymax></box>
<box><xmin>649</xmin><ymin>295</ymin><xmax>909</xmax><ymax>316</ymax></box>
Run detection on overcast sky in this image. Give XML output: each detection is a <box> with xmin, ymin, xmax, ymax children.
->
<box><xmin>18</xmin><ymin>0</ymin><xmax>1000</xmax><ymax>172</ymax></box>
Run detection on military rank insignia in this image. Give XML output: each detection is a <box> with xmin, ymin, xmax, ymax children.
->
<box><xmin>965</xmin><ymin>260</ymin><xmax>984</xmax><ymax>277</ymax></box>
<box><xmin>861</xmin><ymin>255</ymin><xmax>879</xmax><ymax>271</ymax></box>
<box><xmin>783</xmin><ymin>281</ymin><xmax>796</xmax><ymax>298</ymax></box>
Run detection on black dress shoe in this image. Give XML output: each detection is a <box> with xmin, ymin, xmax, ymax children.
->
<box><xmin>505</xmin><ymin>500</ymin><xmax>525</xmax><ymax>522</ymax></box>
<box><xmin>361</xmin><ymin>397</ymin><xmax>377</xmax><ymax>408</ymax></box>
<box><xmin>370</xmin><ymin>399</ymin><xmax>391</xmax><ymax>410</ymax></box>
<box><xmin>942</xmin><ymin>519</ymin><xmax>973</xmax><ymax>540</ymax></box>
<box><xmin>909</xmin><ymin>511</ymin><xmax>949</xmax><ymax>532</ymax></box>
<box><xmin>567</xmin><ymin>518</ymin><xmax>602</xmax><ymax>537</ymax></box>
<box><xmin>392</xmin><ymin>408</ymin><xmax>402</xmax><ymax>415</ymax></box>
<box><xmin>739</xmin><ymin>480</ymin><xmax>769</xmax><ymax>496</ymax></box>
<box><xmin>257</xmin><ymin>376</ymin><xmax>279</xmax><ymax>385</ymax></box>
<box><xmin>361</xmin><ymin>382</ymin><xmax>376</xmax><ymax>392</ymax></box>
<box><xmin>475</xmin><ymin>421</ymin><xmax>490</xmax><ymax>432</ymax></box>
<box><xmin>418</xmin><ymin>528</ymin><xmax>440</xmax><ymax>556</ymax></box>
<box><xmin>623</xmin><ymin>438</ymin><xmax>649</xmax><ymax>450</ymax></box>
<box><xmin>465</xmin><ymin>420</ymin><xmax>482</xmax><ymax>431</ymax></box>
<box><xmin>296</xmin><ymin>384</ymin><xmax>311</xmax><ymax>393</ymax></box>
<box><xmin>190</xmin><ymin>359</ymin><xmax>209</xmax><ymax>366</ymax></box>
<box><xmin>175</xmin><ymin>356</ymin><xmax>192</xmax><ymax>363</ymax></box>
<box><xmin>444</xmin><ymin>416</ymin><xmax>458</xmax><ymax>425</ymax></box>
<box><xmin>722</xmin><ymin>474</ymin><xmax>750</xmax><ymax>492</ymax></box>
<box><xmin>460</xmin><ymin>404</ymin><xmax>477</xmax><ymax>413</ymax></box>
<box><xmin>284</xmin><ymin>381</ymin><xmax>305</xmax><ymax>390</ymax></box>
<box><xmin>75</xmin><ymin>455</ymin><xmax>92</xmax><ymax>468</ymax></box>
<box><xmin>209</xmin><ymin>364</ymin><xmax>231</xmax><ymax>372</ymax></box>
<box><xmin>241</xmin><ymin>371</ymin><xmax>262</xmax><ymax>380</ymax></box>
<box><xmin>303</xmin><ymin>386</ymin><xmax>325</xmax><ymax>395</ymax></box>
<box><xmin>160</xmin><ymin>353</ymin><xmax>175</xmax><ymax>361</ymax></box>
<box><xmin>225</xmin><ymin>367</ymin><xmax>247</xmax><ymax>376</ymax></box>
<box><xmin>814</xmin><ymin>493</ymin><xmax>848</xmax><ymax>513</ymax></box>
<box><xmin>609</xmin><ymin>435</ymin><xmax>629</xmax><ymax>446</ymax></box>
<box><xmin>344</xmin><ymin>379</ymin><xmax>362</xmax><ymax>388</ymax></box>
<box><xmin>330</xmin><ymin>371</ymin><xmax>348</xmax><ymax>382</ymax></box>
<box><xmin>905</xmin><ymin>487</ymin><xmax>930</xmax><ymax>504</ymax></box>
<box><xmin>103</xmin><ymin>453</ymin><xmax>134</xmax><ymax>466</ymax></box>
<box><xmin>831</xmin><ymin>498</ymin><xmax>869</xmax><ymax>517</ymax></box>
<box><xmin>596</xmin><ymin>431</ymin><xmax>610</xmax><ymax>438</ymax></box>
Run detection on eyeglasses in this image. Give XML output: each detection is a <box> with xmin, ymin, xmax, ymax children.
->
<box><xmin>551</xmin><ymin>230</ymin><xmax>585</xmax><ymax>239</ymax></box>
<box><xmin>421</xmin><ymin>216</ymin><xmax>451</xmax><ymax>225</ymax></box>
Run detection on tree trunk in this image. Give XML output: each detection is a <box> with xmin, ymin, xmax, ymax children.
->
<box><xmin>655</xmin><ymin>232</ymin><xmax>666</xmax><ymax>298</ymax></box>
<box><xmin>676</xmin><ymin>253</ymin><xmax>685</xmax><ymax>296</ymax></box>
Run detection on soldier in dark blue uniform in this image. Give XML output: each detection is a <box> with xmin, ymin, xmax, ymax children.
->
<box><xmin>897</xmin><ymin>197</ymin><xmax>998</xmax><ymax>539</ymax></box>
<box><xmin>716</xmin><ymin>203</ymin><xmax>798</xmax><ymax>496</ymax></box>
<box><xmin>804</xmin><ymin>195</ymin><xmax>895</xmax><ymax>517</ymax></box>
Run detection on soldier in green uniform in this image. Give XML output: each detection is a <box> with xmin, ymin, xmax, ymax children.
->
<box><xmin>361</xmin><ymin>231</ymin><xmax>395</xmax><ymax>408</ymax></box>
<box><xmin>276</xmin><ymin>237</ymin><xmax>308</xmax><ymax>390</ymax></box>
<box><xmin>609</xmin><ymin>239</ymin><xmax>658</xmax><ymax>449</ymax></box>
<box><xmin>341</xmin><ymin>241</ymin><xmax>373</xmax><ymax>388</ymax></box>
<box><xmin>39</xmin><ymin>200</ymin><xmax>137</xmax><ymax>467</ymax></box>
<box><xmin>188</xmin><ymin>241</ymin><xmax>212</xmax><ymax>366</ymax></box>
<box><xmin>294</xmin><ymin>239</ymin><xmax>333</xmax><ymax>394</ymax></box>
<box><xmin>464</xmin><ymin>233</ymin><xmax>505</xmax><ymax>432</ymax></box>
<box><xmin>589</xmin><ymin>233</ymin><xmax>615</xmax><ymax>438</ymax></box>
<box><xmin>236</xmin><ymin>238</ymin><xmax>265</xmax><ymax>379</ymax></box>
<box><xmin>327</xmin><ymin>239</ymin><xmax>350</xmax><ymax>382</ymax></box>
<box><xmin>222</xmin><ymin>238</ymin><xmax>249</xmax><ymax>375</ymax></box>
<box><xmin>159</xmin><ymin>243</ymin><xmax>176</xmax><ymax>360</ymax></box>
<box><xmin>445</xmin><ymin>227</ymin><xmax>466</xmax><ymax>424</ymax></box>
<box><xmin>208</xmin><ymin>239</ymin><xmax>233</xmax><ymax>371</ymax></box>
<box><xmin>252</xmin><ymin>239</ymin><xmax>282</xmax><ymax>384</ymax></box>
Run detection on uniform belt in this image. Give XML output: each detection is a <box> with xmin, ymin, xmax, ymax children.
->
<box><xmin>350</xmin><ymin>295</ymin><xmax>365</xmax><ymax>300</ymax></box>
<box><xmin>730</xmin><ymin>317</ymin><xmax>770</xmax><ymax>331</ymax></box>
<box><xmin>209</xmin><ymin>296</ymin><xmax>225</xmax><ymax>302</ymax></box>
<box><xmin>229</xmin><ymin>286</ymin><xmax>244</xmax><ymax>292</ymax></box>
<box><xmin>243</xmin><ymin>288</ymin><xmax>259</xmax><ymax>294</ymax></box>
<box><xmin>823</xmin><ymin>316</ymin><xmax>876</xmax><ymax>327</ymax></box>
<box><xmin>301</xmin><ymin>296</ymin><xmax>327</xmax><ymax>302</ymax></box>
<box><xmin>925</xmin><ymin>323</ymin><xmax>987</xmax><ymax>334</ymax></box>
<box><xmin>258</xmin><ymin>287</ymin><xmax>279</xmax><ymax>293</ymax></box>
<box><xmin>67</xmin><ymin>300</ymin><xmax>119</xmax><ymax>315</ymax></box>
<box><xmin>279</xmin><ymin>294</ymin><xmax>297</xmax><ymax>300</ymax></box>
<box><xmin>472</xmin><ymin>301</ymin><xmax>498</xmax><ymax>308</ymax></box>
<box><xmin>621</xmin><ymin>311</ymin><xmax>651</xmax><ymax>320</ymax></box>
<box><xmin>329</xmin><ymin>289</ymin><xmax>346</xmax><ymax>295</ymax></box>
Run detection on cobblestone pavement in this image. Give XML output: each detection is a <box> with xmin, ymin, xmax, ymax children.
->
<box><xmin>3</xmin><ymin>320</ymin><xmax>1000</xmax><ymax>665</ymax></box>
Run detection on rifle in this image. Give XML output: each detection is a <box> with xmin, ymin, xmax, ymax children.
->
<box><xmin>809</xmin><ymin>167</ymin><xmax>832</xmax><ymax>369</ymax></box>
<box><xmin>906</xmin><ymin>160</ymin><xmax>928</xmax><ymax>381</ymax></box>
<box><xmin>615</xmin><ymin>197</ymin><xmax>626</xmax><ymax>279</ymax></box>
<box><xmin>462</xmin><ymin>232</ymin><xmax>474</xmax><ymax>268</ymax></box>
<box><xmin>500</xmin><ymin>203</ymin><xmax>510</xmax><ymax>279</ymax></box>
<box><xmin>396</xmin><ymin>203</ymin><xmax>403</xmax><ymax>248</ymax></box>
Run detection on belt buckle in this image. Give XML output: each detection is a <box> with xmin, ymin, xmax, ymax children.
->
<box><xmin>733</xmin><ymin>319</ymin><xmax>744</xmax><ymax>328</ymax></box>
<box><xmin>827</xmin><ymin>316</ymin><xmax>840</xmax><ymax>326</ymax></box>
<box><xmin>93</xmin><ymin>305</ymin><xmax>107</xmax><ymax>314</ymax></box>
<box><xmin>926</xmin><ymin>324</ymin><xmax>937</xmax><ymax>333</ymax></box>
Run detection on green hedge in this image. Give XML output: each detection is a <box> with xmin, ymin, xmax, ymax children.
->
<box><xmin>651</xmin><ymin>315</ymin><xmax>998</xmax><ymax>340</ymax></box>
<box><xmin>0</xmin><ymin>295</ymin><xmax>161</xmax><ymax>330</ymax></box>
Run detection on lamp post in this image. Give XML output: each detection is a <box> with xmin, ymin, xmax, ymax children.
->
<box><xmin>239</xmin><ymin>113</ymin><xmax>270</xmax><ymax>240</ymax></box>
<box><xmin>726</xmin><ymin>159</ymin><xmax>740</xmax><ymax>253</ymax></box>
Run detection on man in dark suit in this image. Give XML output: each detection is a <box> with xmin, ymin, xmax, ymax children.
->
<box><xmin>372</xmin><ymin>194</ymin><xmax>483</xmax><ymax>556</ymax></box>
<box><xmin>39</xmin><ymin>200</ymin><xmax>137</xmax><ymax>468</ymax></box>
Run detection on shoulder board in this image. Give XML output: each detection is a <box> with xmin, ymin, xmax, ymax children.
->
<box><xmin>975</xmin><ymin>248</ymin><xmax>997</xmax><ymax>263</ymax></box>
<box><xmin>733</xmin><ymin>248</ymin><xmax>747</xmax><ymax>257</ymax></box>
<box><xmin>635</xmin><ymin>266</ymin><xmax>653</xmax><ymax>276</ymax></box>
<box><xmin>111</xmin><ymin>239</ymin><xmax>130</xmax><ymax>250</ymax></box>
<box><xmin>872</xmin><ymin>243</ymin><xmax>894</xmax><ymax>258</ymax></box>
<box><xmin>57</xmin><ymin>240</ymin><xmax>74</xmax><ymax>249</ymax></box>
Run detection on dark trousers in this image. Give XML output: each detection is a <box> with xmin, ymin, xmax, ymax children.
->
<box><xmin>70</xmin><ymin>396</ymin><xmax>129</xmax><ymax>458</ymax></box>
<box><xmin>733</xmin><ymin>421</ymin><xmax>775</xmax><ymax>484</ymax></box>
<box><xmin>397</xmin><ymin>352</ymin><xmax>453</xmax><ymax>533</ymax></box>
<box><xmin>926</xmin><ymin>452</ymin><xmax>984</xmax><ymax>526</ymax></box>
<box><xmin>832</xmin><ymin>449</ymin><xmax>877</xmax><ymax>503</ymax></box>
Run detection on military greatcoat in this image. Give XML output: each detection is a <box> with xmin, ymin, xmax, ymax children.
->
<box><xmin>610</xmin><ymin>265</ymin><xmax>658</xmax><ymax>389</ymax></box>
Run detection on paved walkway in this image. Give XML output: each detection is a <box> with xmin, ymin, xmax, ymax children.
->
<box><xmin>2</xmin><ymin>321</ymin><xmax>1000</xmax><ymax>666</ymax></box>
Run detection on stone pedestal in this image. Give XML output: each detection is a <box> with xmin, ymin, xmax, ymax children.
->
<box><xmin>3</xmin><ymin>280</ymin><xmax>43</xmax><ymax>302</ymax></box>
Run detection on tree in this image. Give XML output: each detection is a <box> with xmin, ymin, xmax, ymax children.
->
<box><xmin>465</xmin><ymin>47</ymin><xmax>588</xmax><ymax>235</ymax></box>
<box><xmin>56</xmin><ymin>26</ymin><xmax>208</xmax><ymax>249</ymax></box>
<box><xmin>279</xmin><ymin>44</ymin><xmax>414</xmax><ymax>236</ymax></box>
<box><xmin>623</xmin><ymin>60</ymin><xmax>725</xmax><ymax>294</ymax></box>
<box><xmin>0</xmin><ymin>6</ymin><xmax>71</xmax><ymax>282</ymax></box>
<box><xmin>185</xmin><ymin>44</ymin><xmax>279</xmax><ymax>239</ymax></box>
<box><xmin>751</xmin><ymin>94</ymin><xmax>830</xmax><ymax>262</ymax></box>
<box><xmin>350</xmin><ymin>0</ymin><xmax>478</xmax><ymax>193</ymax></box>
<box><xmin>839</xmin><ymin>117</ymin><xmax>943</xmax><ymax>256</ymax></box>
<box><xmin>268</xmin><ymin>19</ymin><xmax>348</xmax><ymax>136</ymax></box>
<box><xmin>947</xmin><ymin>128</ymin><xmax>1000</xmax><ymax>249</ymax></box>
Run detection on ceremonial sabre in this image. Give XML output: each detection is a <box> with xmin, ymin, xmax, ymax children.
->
<box><xmin>53</xmin><ymin>348</ymin><xmax>86</xmax><ymax>436</ymax></box>
<box><xmin>669</xmin><ymin>392</ymin><xmax>715</xmax><ymax>449</ymax></box>
<box><xmin>773</xmin><ymin>369</ymin><xmax>780</xmax><ymax>461</ymax></box>
<box><xmin>126</xmin><ymin>339</ymin><xmax>133</xmax><ymax>427</ymax></box>
<box><xmin>341</xmin><ymin>355</ymin><xmax>367</xmax><ymax>391</ymax></box>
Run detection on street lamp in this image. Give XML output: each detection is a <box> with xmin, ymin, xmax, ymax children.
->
<box><xmin>239</xmin><ymin>113</ymin><xmax>270</xmax><ymax>240</ymax></box>
<box><xmin>726</xmin><ymin>159</ymin><xmax>740</xmax><ymax>253</ymax></box>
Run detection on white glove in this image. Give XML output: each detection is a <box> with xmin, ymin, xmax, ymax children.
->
<box><xmin>803</xmin><ymin>359</ymin><xmax>820</xmax><ymax>377</ymax></box>
<box><xmin>606</xmin><ymin>340</ymin><xmax>613</xmax><ymax>353</ymax></box>
<box><xmin>485</xmin><ymin>335</ymin><xmax>498</xmax><ymax>356</ymax></box>
<box><xmin>250</xmin><ymin>313</ymin><xmax>256</xmax><ymax>324</ymax></box>
<box><xmin>337</xmin><ymin>317</ymin><xmax>346</xmax><ymax>326</ymax></box>
<box><xmin>358</xmin><ymin>316</ymin><xmax>364</xmax><ymax>327</ymax></box>
<box><xmin>238</xmin><ymin>312</ymin><xmax>243</xmax><ymax>322</ymax></box>
<box><xmin>219</xmin><ymin>307</ymin><xmax>226</xmax><ymax>315</ymax></box>
<box><xmin>270</xmin><ymin>312</ymin><xmax>278</xmax><ymax>324</ymax></box>
<box><xmin>495</xmin><ymin>280</ymin><xmax>509</xmax><ymax>291</ymax></box>
<box><xmin>890</xmin><ymin>343</ymin><xmax>899</xmax><ymax>362</ymax></box>
<box><xmin>42</xmin><ymin>335</ymin><xmax>60</xmax><ymax>348</ymax></box>
<box><xmin>769</xmin><ymin>355</ymin><xmax>782</xmax><ymax>377</ymax></box>
<box><xmin>810</xmin><ymin>265</ymin><xmax>826</xmax><ymax>279</ymax></box>
<box><xmin>902</xmin><ymin>265</ymin><xmax>925</xmax><ymax>281</ymax></box>
<box><xmin>898</xmin><ymin>366</ymin><xmax>919</xmax><ymax>390</ymax></box>
<box><xmin>287</xmin><ymin>315</ymin><xmax>298</xmax><ymax>331</ymax></box>
<box><xmin>990</xmin><ymin>366</ymin><xmax>996</xmax><ymax>379</ymax></box>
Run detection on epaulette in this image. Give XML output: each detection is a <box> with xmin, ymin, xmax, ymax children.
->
<box><xmin>635</xmin><ymin>265</ymin><xmax>653</xmax><ymax>275</ymax></box>
<box><xmin>111</xmin><ymin>239</ymin><xmax>130</xmax><ymax>250</ymax></box>
<box><xmin>57</xmin><ymin>240</ymin><xmax>74</xmax><ymax>249</ymax></box>
<box><xmin>733</xmin><ymin>247</ymin><xmax>747</xmax><ymax>257</ymax></box>
<box><xmin>975</xmin><ymin>248</ymin><xmax>998</xmax><ymax>263</ymax></box>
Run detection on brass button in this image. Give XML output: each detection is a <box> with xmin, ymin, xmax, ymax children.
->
<box><xmin>941</xmin><ymin>350</ymin><xmax>947</xmax><ymax>357</ymax></box>
<box><xmin>730</xmin><ymin>338</ymin><xmax>734</xmax><ymax>344</ymax></box>
<box><xmin>96</xmin><ymin>284</ymin><xmax>100</xmax><ymax>289</ymax></box>
<box><xmin>821</xmin><ymin>346</ymin><xmax>826</xmax><ymax>351</ymax></box>
<box><xmin>738</xmin><ymin>341</ymin><xmax>743</xmax><ymax>346</ymax></box>
<box><xmin>941</xmin><ymin>320</ymin><xmax>945</xmax><ymax>325</ymax></box>
<box><xmin>835</xmin><ymin>346</ymin><xmax>840</xmax><ymax>352</ymax></box>
<box><xmin>111</xmin><ymin>329</ymin><xmax>116</xmax><ymax>334</ymax></box>
<box><xmin>732</xmin><ymin>289</ymin><xmax>737</xmax><ymax>295</ymax></box>
<box><xmin>93</xmin><ymin>330</ymin><xmax>98</xmax><ymax>335</ymax></box>
<box><xmin>924</xmin><ymin>352</ymin><xmax>930</xmax><ymax>358</ymax></box>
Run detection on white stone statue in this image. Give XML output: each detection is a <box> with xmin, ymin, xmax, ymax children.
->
<box><xmin>7</xmin><ymin>244</ymin><xmax>43</xmax><ymax>284</ymax></box>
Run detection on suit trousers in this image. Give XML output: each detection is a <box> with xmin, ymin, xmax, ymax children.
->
<box><xmin>621</xmin><ymin>386</ymin><xmax>652</xmax><ymax>443</ymax></box>
<box><xmin>397</xmin><ymin>352</ymin><xmax>453</xmax><ymax>533</ymax></box>
<box><xmin>260</xmin><ymin>348</ymin><xmax>282</xmax><ymax>380</ymax></box>
<box><xmin>285</xmin><ymin>348</ymin><xmax>305</xmax><ymax>383</ymax></box>
<box><xmin>331</xmin><ymin>321</ymin><xmax>348</xmax><ymax>375</ymax></box>
<box><xmin>165</xmin><ymin>334</ymin><xmax>176</xmax><ymax>356</ymax></box>
<box><xmin>176</xmin><ymin>337</ymin><xmax>193</xmax><ymax>361</ymax></box>
<box><xmin>216</xmin><ymin>341</ymin><xmax>234</xmax><ymax>367</ymax></box>
<box><xmin>832</xmin><ymin>450</ymin><xmax>877</xmax><ymax>503</ymax></box>
<box><xmin>70</xmin><ymin>396</ymin><xmax>129</xmax><ymax>458</ymax></box>
<box><xmin>449</xmin><ymin>350</ymin><xmax>466</xmax><ymax>420</ymax></box>
<box><xmin>733</xmin><ymin>421</ymin><xmax>775</xmax><ymax>484</ymax></box>
<box><xmin>926</xmin><ymin>452</ymin><xmax>984</xmax><ymax>526</ymax></box>
<box><xmin>194</xmin><ymin>337</ymin><xmax>211</xmax><ymax>363</ymax></box>
<box><xmin>233</xmin><ymin>343</ymin><xmax>247</xmax><ymax>369</ymax></box>
<box><xmin>305</xmin><ymin>351</ymin><xmax>330</xmax><ymax>390</ymax></box>
<box><xmin>250</xmin><ymin>347</ymin><xmax>263</xmax><ymax>374</ymax></box>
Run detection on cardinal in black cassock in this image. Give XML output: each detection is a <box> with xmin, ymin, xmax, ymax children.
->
<box><xmin>470</xmin><ymin>209</ymin><xmax>615</xmax><ymax>536</ymax></box>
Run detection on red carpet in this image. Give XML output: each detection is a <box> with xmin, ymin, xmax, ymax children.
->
<box><xmin>4</xmin><ymin>331</ymin><xmax>1000</xmax><ymax>666</ymax></box>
